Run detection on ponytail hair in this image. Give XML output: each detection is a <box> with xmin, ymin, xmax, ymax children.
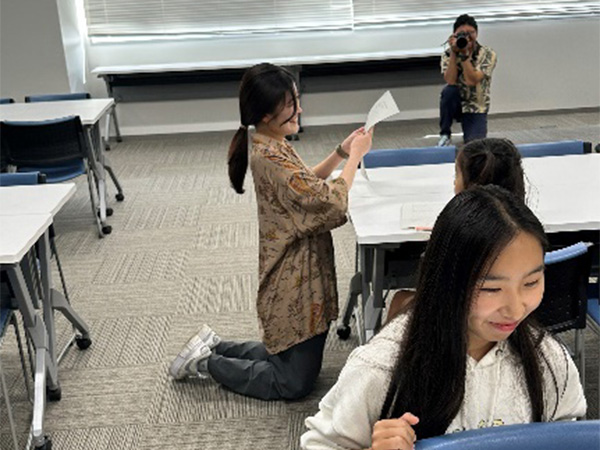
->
<box><xmin>227</xmin><ymin>63</ymin><xmax>297</xmax><ymax>194</ymax></box>
<box><xmin>456</xmin><ymin>138</ymin><xmax>526</xmax><ymax>201</ymax></box>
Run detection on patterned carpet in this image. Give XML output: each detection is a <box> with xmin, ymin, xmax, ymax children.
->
<box><xmin>1</xmin><ymin>109</ymin><xmax>599</xmax><ymax>449</ymax></box>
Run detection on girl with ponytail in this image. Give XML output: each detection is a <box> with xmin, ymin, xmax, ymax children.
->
<box><xmin>170</xmin><ymin>63</ymin><xmax>373</xmax><ymax>400</ymax></box>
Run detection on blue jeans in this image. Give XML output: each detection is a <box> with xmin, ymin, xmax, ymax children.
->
<box><xmin>439</xmin><ymin>85</ymin><xmax>487</xmax><ymax>142</ymax></box>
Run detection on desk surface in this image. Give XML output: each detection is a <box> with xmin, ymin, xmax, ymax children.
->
<box><xmin>0</xmin><ymin>98</ymin><xmax>114</xmax><ymax>126</ymax></box>
<box><xmin>0</xmin><ymin>214</ymin><xmax>52</xmax><ymax>264</ymax></box>
<box><xmin>0</xmin><ymin>184</ymin><xmax>76</xmax><ymax>217</ymax></box>
<box><xmin>91</xmin><ymin>48</ymin><xmax>442</xmax><ymax>76</ymax></box>
<box><xmin>347</xmin><ymin>154</ymin><xmax>600</xmax><ymax>244</ymax></box>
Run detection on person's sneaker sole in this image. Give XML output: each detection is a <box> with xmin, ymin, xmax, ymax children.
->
<box><xmin>169</xmin><ymin>334</ymin><xmax>206</xmax><ymax>380</ymax></box>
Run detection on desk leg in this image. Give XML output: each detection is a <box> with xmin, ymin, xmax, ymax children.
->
<box><xmin>84</xmin><ymin>126</ymin><xmax>110</xmax><ymax>237</ymax></box>
<box><xmin>6</xmin><ymin>265</ymin><xmax>54</xmax><ymax>449</ymax></box>
<box><xmin>38</xmin><ymin>231</ymin><xmax>92</xmax><ymax>363</ymax></box>
<box><xmin>363</xmin><ymin>247</ymin><xmax>384</xmax><ymax>342</ymax></box>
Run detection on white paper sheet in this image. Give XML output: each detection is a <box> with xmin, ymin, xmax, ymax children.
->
<box><xmin>361</xmin><ymin>91</ymin><xmax>400</xmax><ymax>180</ymax></box>
<box><xmin>399</xmin><ymin>201</ymin><xmax>447</xmax><ymax>229</ymax></box>
<box><xmin>364</xmin><ymin>90</ymin><xmax>400</xmax><ymax>132</ymax></box>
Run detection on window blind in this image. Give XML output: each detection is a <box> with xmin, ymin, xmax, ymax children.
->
<box><xmin>84</xmin><ymin>0</ymin><xmax>354</xmax><ymax>37</ymax></box>
<box><xmin>83</xmin><ymin>0</ymin><xmax>599</xmax><ymax>38</ymax></box>
<box><xmin>354</xmin><ymin>1</ymin><xmax>600</xmax><ymax>27</ymax></box>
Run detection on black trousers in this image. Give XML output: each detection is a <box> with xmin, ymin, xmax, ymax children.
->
<box><xmin>207</xmin><ymin>329</ymin><xmax>328</xmax><ymax>400</ymax></box>
<box><xmin>439</xmin><ymin>84</ymin><xmax>488</xmax><ymax>142</ymax></box>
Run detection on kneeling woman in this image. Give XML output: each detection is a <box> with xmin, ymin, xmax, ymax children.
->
<box><xmin>169</xmin><ymin>63</ymin><xmax>372</xmax><ymax>400</ymax></box>
<box><xmin>302</xmin><ymin>185</ymin><xmax>585</xmax><ymax>449</ymax></box>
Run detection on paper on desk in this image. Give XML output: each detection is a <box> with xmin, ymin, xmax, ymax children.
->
<box><xmin>399</xmin><ymin>201</ymin><xmax>447</xmax><ymax>229</ymax></box>
<box><xmin>361</xmin><ymin>91</ymin><xmax>400</xmax><ymax>180</ymax></box>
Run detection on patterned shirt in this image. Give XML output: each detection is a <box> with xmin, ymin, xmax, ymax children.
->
<box><xmin>441</xmin><ymin>43</ymin><xmax>498</xmax><ymax>114</ymax></box>
<box><xmin>250</xmin><ymin>133</ymin><xmax>349</xmax><ymax>354</ymax></box>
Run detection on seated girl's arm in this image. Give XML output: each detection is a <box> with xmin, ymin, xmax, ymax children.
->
<box><xmin>301</xmin><ymin>348</ymin><xmax>390</xmax><ymax>449</ymax></box>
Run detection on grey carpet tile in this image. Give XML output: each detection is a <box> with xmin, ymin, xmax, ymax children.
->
<box><xmin>62</xmin><ymin>280</ymin><xmax>186</xmax><ymax>320</ymax></box>
<box><xmin>154</xmin><ymin>375</ymin><xmax>288</xmax><ymax>424</ymax></box>
<box><xmin>177</xmin><ymin>274</ymin><xmax>257</xmax><ymax>315</ymax></box>
<box><xmin>121</xmin><ymin>205</ymin><xmax>204</xmax><ymax>231</ymax></box>
<box><xmin>92</xmin><ymin>249</ymin><xmax>190</xmax><ymax>285</ymax></box>
<box><xmin>184</xmin><ymin>247</ymin><xmax>258</xmax><ymax>277</ymax></box>
<box><xmin>195</xmin><ymin>221</ymin><xmax>259</xmax><ymax>249</ymax></box>
<box><xmin>137</xmin><ymin>417</ymin><xmax>292</xmax><ymax>450</ymax></box>
<box><xmin>55</xmin><ymin>316</ymin><xmax>170</xmax><ymax>369</ymax></box>
<box><xmin>41</xmin><ymin>366</ymin><xmax>162</xmax><ymax>430</ymax></box>
<box><xmin>43</xmin><ymin>425</ymin><xmax>144</xmax><ymax>450</ymax></box>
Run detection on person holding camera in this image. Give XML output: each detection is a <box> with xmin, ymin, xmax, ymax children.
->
<box><xmin>438</xmin><ymin>14</ymin><xmax>497</xmax><ymax>146</ymax></box>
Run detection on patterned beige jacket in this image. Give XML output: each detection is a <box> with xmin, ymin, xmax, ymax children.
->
<box><xmin>250</xmin><ymin>133</ymin><xmax>348</xmax><ymax>354</ymax></box>
<box><xmin>441</xmin><ymin>43</ymin><xmax>498</xmax><ymax>114</ymax></box>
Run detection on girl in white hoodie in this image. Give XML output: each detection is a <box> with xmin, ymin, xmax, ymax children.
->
<box><xmin>302</xmin><ymin>185</ymin><xmax>586</xmax><ymax>450</ymax></box>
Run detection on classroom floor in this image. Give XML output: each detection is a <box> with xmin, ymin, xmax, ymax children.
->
<box><xmin>1</xmin><ymin>108</ymin><xmax>599</xmax><ymax>449</ymax></box>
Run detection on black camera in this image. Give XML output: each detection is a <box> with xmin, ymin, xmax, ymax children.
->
<box><xmin>455</xmin><ymin>31</ymin><xmax>470</xmax><ymax>49</ymax></box>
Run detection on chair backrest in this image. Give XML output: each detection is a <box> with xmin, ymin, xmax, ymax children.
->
<box><xmin>516</xmin><ymin>140</ymin><xmax>590</xmax><ymax>158</ymax></box>
<box><xmin>1</xmin><ymin>116</ymin><xmax>87</xmax><ymax>167</ymax></box>
<box><xmin>416</xmin><ymin>420</ymin><xmax>600</xmax><ymax>450</ymax></box>
<box><xmin>24</xmin><ymin>92</ymin><xmax>91</xmax><ymax>103</ymax></box>
<box><xmin>364</xmin><ymin>146</ymin><xmax>456</xmax><ymax>168</ymax></box>
<box><xmin>0</xmin><ymin>98</ymin><xmax>15</xmax><ymax>104</ymax></box>
<box><xmin>0</xmin><ymin>172</ymin><xmax>46</xmax><ymax>186</ymax></box>
<box><xmin>533</xmin><ymin>242</ymin><xmax>591</xmax><ymax>332</ymax></box>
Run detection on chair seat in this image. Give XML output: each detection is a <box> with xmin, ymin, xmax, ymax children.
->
<box><xmin>19</xmin><ymin>160</ymin><xmax>86</xmax><ymax>183</ymax></box>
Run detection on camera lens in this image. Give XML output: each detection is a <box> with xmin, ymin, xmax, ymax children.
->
<box><xmin>456</xmin><ymin>36</ymin><xmax>468</xmax><ymax>49</ymax></box>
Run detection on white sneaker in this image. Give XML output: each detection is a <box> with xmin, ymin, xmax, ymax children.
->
<box><xmin>169</xmin><ymin>333</ymin><xmax>212</xmax><ymax>380</ymax></box>
<box><xmin>196</xmin><ymin>324</ymin><xmax>221</xmax><ymax>350</ymax></box>
<box><xmin>438</xmin><ymin>135</ymin><xmax>452</xmax><ymax>147</ymax></box>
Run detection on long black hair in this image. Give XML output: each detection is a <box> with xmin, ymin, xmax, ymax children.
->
<box><xmin>227</xmin><ymin>63</ymin><xmax>297</xmax><ymax>194</ymax></box>
<box><xmin>380</xmin><ymin>185</ymin><xmax>548</xmax><ymax>438</ymax></box>
<box><xmin>456</xmin><ymin>138</ymin><xmax>526</xmax><ymax>201</ymax></box>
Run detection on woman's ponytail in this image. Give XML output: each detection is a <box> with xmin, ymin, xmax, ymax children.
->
<box><xmin>228</xmin><ymin>126</ymin><xmax>249</xmax><ymax>194</ymax></box>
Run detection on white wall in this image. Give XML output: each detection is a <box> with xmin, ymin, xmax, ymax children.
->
<box><xmin>0</xmin><ymin>0</ymin><xmax>70</xmax><ymax>101</ymax></box>
<box><xmin>83</xmin><ymin>17</ymin><xmax>600</xmax><ymax>136</ymax></box>
<box><xmin>1</xmin><ymin>1</ymin><xmax>598</xmax><ymax>135</ymax></box>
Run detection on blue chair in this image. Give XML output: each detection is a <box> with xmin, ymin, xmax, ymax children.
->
<box><xmin>25</xmin><ymin>92</ymin><xmax>122</xmax><ymax>147</ymax></box>
<box><xmin>516</xmin><ymin>140</ymin><xmax>591</xmax><ymax>158</ymax></box>
<box><xmin>0</xmin><ymin>98</ymin><xmax>15</xmax><ymax>104</ymax></box>
<box><xmin>416</xmin><ymin>420</ymin><xmax>600</xmax><ymax>449</ymax></box>
<box><xmin>24</xmin><ymin>92</ymin><xmax>90</xmax><ymax>103</ymax></box>
<box><xmin>1</xmin><ymin>116</ymin><xmax>112</xmax><ymax>236</ymax></box>
<box><xmin>363</xmin><ymin>145</ymin><xmax>456</xmax><ymax>168</ymax></box>
<box><xmin>534</xmin><ymin>242</ymin><xmax>592</xmax><ymax>383</ymax></box>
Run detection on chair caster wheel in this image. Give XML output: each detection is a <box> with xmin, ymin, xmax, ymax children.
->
<box><xmin>47</xmin><ymin>386</ymin><xmax>61</xmax><ymax>402</ymax></box>
<box><xmin>102</xmin><ymin>225</ymin><xmax>112</xmax><ymax>235</ymax></box>
<box><xmin>76</xmin><ymin>336</ymin><xmax>92</xmax><ymax>349</ymax></box>
<box><xmin>337</xmin><ymin>325</ymin><xmax>351</xmax><ymax>340</ymax></box>
<box><xmin>106</xmin><ymin>207</ymin><xmax>113</xmax><ymax>217</ymax></box>
<box><xmin>116</xmin><ymin>193</ymin><xmax>125</xmax><ymax>202</ymax></box>
<box><xmin>35</xmin><ymin>436</ymin><xmax>52</xmax><ymax>450</ymax></box>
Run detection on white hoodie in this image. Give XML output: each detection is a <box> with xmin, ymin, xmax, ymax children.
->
<box><xmin>301</xmin><ymin>314</ymin><xmax>586</xmax><ymax>449</ymax></box>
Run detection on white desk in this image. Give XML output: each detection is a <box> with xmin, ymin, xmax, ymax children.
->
<box><xmin>1</xmin><ymin>214</ymin><xmax>55</xmax><ymax>449</ymax></box>
<box><xmin>0</xmin><ymin>99</ymin><xmax>113</xmax><ymax>125</ymax></box>
<box><xmin>0</xmin><ymin>99</ymin><xmax>125</xmax><ymax>237</ymax></box>
<box><xmin>0</xmin><ymin>184</ymin><xmax>91</xmax><ymax>449</ymax></box>
<box><xmin>0</xmin><ymin>183</ymin><xmax>76</xmax><ymax>217</ymax></box>
<box><xmin>344</xmin><ymin>154</ymin><xmax>600</xmax><ymax>341</ymax></box>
